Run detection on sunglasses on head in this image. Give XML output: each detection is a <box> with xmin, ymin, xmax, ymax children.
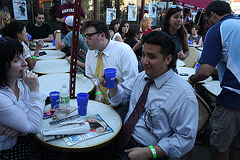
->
<box><xmin>171</xmin><ymin>5</ymin><xmax>183</xmax><ymax>9</ymax></box>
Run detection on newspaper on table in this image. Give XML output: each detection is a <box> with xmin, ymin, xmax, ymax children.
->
<box><xmin>63</xmin><ymin>114</ymin><xmax>114</xmax><ymax>146</ymax></box>
<box><xmin>40</xmin><ymin>114</ymin><xmax>114</xmax><ymax>146</ymax></box>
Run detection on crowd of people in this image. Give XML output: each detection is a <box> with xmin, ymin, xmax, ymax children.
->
<box><xmin>0</xmin><ymin>0</ymin><xmax>240</xmax><ymax>160</ymax></box>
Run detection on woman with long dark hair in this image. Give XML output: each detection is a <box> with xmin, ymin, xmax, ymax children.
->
<box><xmin>3</xmin><ymin>21</ymin><xmax>43</xmax><ymax>70</ymax></box>
<box><xmin>0</xmin><ymin>39</ymin><xmax>46</xmax><ymax>159</ymax></box>
<box><xmin>161</xmin><ymin>5</ymin><xmax>189</xmax><ymax>68</ymax></box>
<box><xmin>109</xmin><ymin>19</ymin><xmax>120</xmax><ymax>39</ymax></box>
<box><xmin>112</xmin><ymin>20</ymin><xmax>129</xmax><ymax>42</ymax></box>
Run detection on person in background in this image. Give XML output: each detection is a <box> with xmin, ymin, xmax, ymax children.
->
<box><xmin>0</xmin><ymin>10</ymin><xmax>10</xmax><ymax>35</ymax></box>
<box><xmin>0</xmin><ymin>39</ymin><xmax>46</xmax><ymax>159</ymax></box>
<box><xmin>161</xmin><ymin>5</ymin><xmax>189</xmax><ymax>69</ymax></box>
<box><xmin>188</xmin><ymin>24</ymin><xmax>203</xmax><ymax>46</ymax></box>
<box><xmin>140</xmin><ymin>17</ymin><xmax>153</xmax><ymax>35</ymax></box>
<box><xmin>3</xmin><ymin>21</ymin><xmax>43</xmax><ymax>70</ymax></box>
<box><xmin>82</xmin><ymin>20</ymin><xmax>138</xmax><ymax>107</ymax></box>
<box><xmin>194</xmin><ymin>10</ymin><xmax>206</xmax><ymax>37</ymax></box>
<box><xmin>55</xmin><ymin>16</ymin><xmax>88</xmax><ymax>74</ymax></box>
<box><xmin>27</xmin><ymin>11</ymin><xmax>53</xmax><ymax>42</ymax></box>
<box><xmin>100</xmin><ymin>31</ymin><xmax>198</xmax><ymax>160</ymax></box>
<box><xmin>109</xmin><ymin>19</ymin><xmax>120</xmax><ymax>39</ymax></box>
<box><xmin>112</xmin><ymin>20</ymin><xmax>129</xmax><ymax>42</ymax></box>
<box><xmin>132</xmin><ymin>17</ymin><xmax>160</xmax><ymax>54</ymax></box>
<box><xmin>188</xmin><ymin>1</ymin><xmax>240</xmax><ymax>160</ymax></box>
<box><xmin>0</xmin><ymin>1</ymin><xmax>9</xmax><ymax>12</ymax></box>
<box><xmin>55</xmin><ymin>0</ymin><xmax>86</xmax><ymax>38</ymax></box>
<box><xmin>183</xmin><ymin>8</ymin><xmax>192</xmax><ymax>34</ymax></box>
<box><xmin>125</xmin><ymin>24</ymin><xmax>143</xmax><ymax>60</ymax></box>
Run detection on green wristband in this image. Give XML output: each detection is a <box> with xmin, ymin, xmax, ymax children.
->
<box><xmin>95</xmin><ymin>92</ymin><xmax>102</xmax><ymax>95</ymax></box>
<box><xmin>32</xmin><ymin>56</ymin><xmax>38</xmax><ymax>60</ymax></box>
<box><xmin>149</xmin><ymin>145</ymin><xmax>157</xmax><ymax>159</ymax></box>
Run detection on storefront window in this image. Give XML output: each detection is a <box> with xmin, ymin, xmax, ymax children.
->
<box><xmin>31</xmin><ymin>0</ymin><xmax>173</xmax><ymax>29</ymax></box>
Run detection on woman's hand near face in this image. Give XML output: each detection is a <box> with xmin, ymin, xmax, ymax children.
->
<box><xmin>22</xmin><ymin>68</ymin><xmax>39</xmax><ymax>92</ymax></box>
<box><xmin>36</xmin><ymin>40</ymin><xmax>44</xmax><ymax>50</ymax></box>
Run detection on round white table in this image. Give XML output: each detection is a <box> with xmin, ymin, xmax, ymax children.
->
<box><xmin>30</xmin><ymin>42</ymin><xmax>56</xmax><ymax>50</ymax></box>
<box><xmin>38</xmin><ymin>73</ymin><xmax>95</xmax><ymax>96</ymax></box>
<box><xmin>177</xmin><ymin>67</ymin><xmax>212</xmax><ymax>83</ymax></box>
<box><xmin>203</xmin><ymin>80</ymin><xmax>221</xmax><ymax>96</ymax></box>
<box><xmin>32</xmin><ymin>59</ymin><xmax>70</xmax><ymax>74</ymax></box>
<box><xmin>197</xmin><ymin>47</ymin><xmax>203</xmax><ymax>51</ymax></box>
<box><xmin>31</xmin><ymin>50</ymin><xmax>66</xmax><ymax>60</ymax></box>
<box><xmin>177</xmin><ymin>59</ymin><xmax>185</xmax><ymax>67</ymax></box>
<box><xmin>35</xmin><ymin>100</ymin><xmax>122</xmax><ymax>152</ymax></box>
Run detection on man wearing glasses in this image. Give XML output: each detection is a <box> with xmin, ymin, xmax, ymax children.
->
<box><xmin>188</xmin><ymin>1</ymin><xmax>240</xmax><ymax>160</ymax></box>
<box><xmin>82</xmin><ymin>20</ymin><xmax>138</xmax><ymax>112</ymax></box>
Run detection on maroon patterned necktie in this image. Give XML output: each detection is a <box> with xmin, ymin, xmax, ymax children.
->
<box><xmin>118</xmin><ymin>78</ymin><xmax>154</xmax><ymax>149</ymax></box>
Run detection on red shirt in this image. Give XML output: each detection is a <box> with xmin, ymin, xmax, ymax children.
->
<box><xmin>142</xmin><ymin>28</ymin><xmax>153</xmax><ymax>35</ymax></box>
<box><xmin>56</xmin><ymin>3</ymin><xmax>86</xmax><ymax>34</ymax></box>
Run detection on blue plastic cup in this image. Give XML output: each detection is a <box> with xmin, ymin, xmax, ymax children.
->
<box><xmin>77</xmin><ymin>92</ymin><xmax>89</xmax><ymax>116</ymax></box>
<box><xmin>104</xmin><ymin>68</ymin><xmax>116</xmax><ymax>88</ymax></box>
<box><xmin>27</xmin><ymin>34</ymin><xmax>32</xmax><ymax>41</ymax></box>
<box><xmin>52</xmin><ymin>39</ymin><xmax>55</xmax><ymax>46</ymax></box>
<box><xmin>189</xmin><ymin>40</ymin><xmax>193</xmax><ymax>45</ymax></box>
<box><xmin>49</xmin><ymin>91</ymin><xmax>60</xmax><ymax>109</ymax></box>
<box><xmin>195</xmin><ymin>63</ymin><xmax>201</xmax><ymax>72</ymax></box>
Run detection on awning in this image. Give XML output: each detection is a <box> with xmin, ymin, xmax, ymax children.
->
<box><xmin>176</xmin><ymin>0</ymin><xmax>213</xmax><ymax>11</ymax></box>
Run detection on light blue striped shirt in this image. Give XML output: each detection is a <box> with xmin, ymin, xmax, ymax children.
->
<box><xmin>110</xmin><ymin>69</ymin><xmax>198</xmax><ymax>159</ymax></box>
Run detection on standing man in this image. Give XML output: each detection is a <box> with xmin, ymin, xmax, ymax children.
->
<box><xmin>100</xmin><ymin>31</ymin><xmax>198</xmax><ymax>159</ymax></box>
<box><xmin>188</xmin><ymin>1</ymin><xmax>240</xmax><ymax>160</ymax></box>
<box><xmin>55</xmin><ymin>0</ymin><xmax>86</xmax><ymax>37</ymax></box>
<box><xmin>82</xmin><ymin>20</ymin><xmax>138</xmax><ymax>106</ymax></box>
<box><xmin>27</xmin><ymin>12</ymin><xmax>53</xmax><ymax>42</ymax></box>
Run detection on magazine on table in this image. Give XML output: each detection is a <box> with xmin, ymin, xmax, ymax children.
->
<box><xmin>63</xmin><ymin>114</ymin><xmax>114</xmax><ymax>146</ymax></box>
<box><xmin>40</xmin><ymin>114</ymin><xmax>114</xmax><ymax>146</ymax></box>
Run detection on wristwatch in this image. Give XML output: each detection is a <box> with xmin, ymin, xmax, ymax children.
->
<box><xmin>54</xmin><ymin>30</ymin><xmax>61</xmax><ymax>39</ymax></box>
<box><xmin>56</xmin><ymin>30</ymin><xmax>61</xmax><ymax>33</ymax></box>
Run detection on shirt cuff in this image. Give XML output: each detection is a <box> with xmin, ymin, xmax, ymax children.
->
<box><xmin>158</xmin><ymin>137</ymin><xmax>181</xmax><ymax>159</ymax></box>
<box><xmin>29</xmin><ymin>91</ymin><xmax>47</xmax><ymax>104</ymax></box>
<box><xmin>108</xmin><ymin>86</ymin><xmax>124</xmax><ymax>106</ymax></box>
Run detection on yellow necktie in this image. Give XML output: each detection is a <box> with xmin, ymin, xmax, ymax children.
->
<box><xmin>94</xmin><ymin>52</ymin><xmax>109</xmax><ymax>104</ymax></box>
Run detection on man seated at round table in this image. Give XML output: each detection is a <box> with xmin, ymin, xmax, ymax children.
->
<box><xmin>100</xmin><ymin>31</ymin><xmax>199</xmax><ymax>160</ymax></box>
<box><xmin>54</xmin><ymin>15</ymin><xmax>88</xmax><ymax>74</ymax></box>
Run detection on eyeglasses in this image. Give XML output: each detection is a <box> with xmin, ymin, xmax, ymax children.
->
<box><xmin>83</xmin><ymin>32</ymin><xmax>100</xmax><ymax>40</ymax></box>
<box><xmin>171</xmin><ymin>5</ymin><xmax>183</xmax><ymax>9</ymax></box>
<box><xmin>144</xmin><ymin>108</ymin><xmax>153</xmax><ymax>132</ymax></box>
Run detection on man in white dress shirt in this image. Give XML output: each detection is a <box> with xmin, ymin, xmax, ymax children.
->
<box><xmin>82</xmin><ymin>20</ymin><xmax>138</xmax><ymax>108</ymax></box>
<box><xmin>100</xmin><ymin>31</ymin><xmax>198</xmax><ymax>160</ymax></box>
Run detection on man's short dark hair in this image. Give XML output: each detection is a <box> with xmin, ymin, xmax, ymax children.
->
<box><xmin>82</xmin><ymin>20</ymin><xmax>110</xmax><ymax>40</ymax></box>
<box><xmin>142</xmin><ymin>31</ymin><xmax>175</xmax><ymax>68</ymax></box>
<box><xmin>128</xmin><ymin>24</ymin><xmax>141</xmax><ymax>38</ymax></box>
<box><xmin>35</xmin><ymin>11</ymin><xmax>45</xmax><ymax>18</ymax></box>
<box><xmin>205</xmin><ymin>1</ymin><xmax>231</xmax><ymax>17</ymax></box>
